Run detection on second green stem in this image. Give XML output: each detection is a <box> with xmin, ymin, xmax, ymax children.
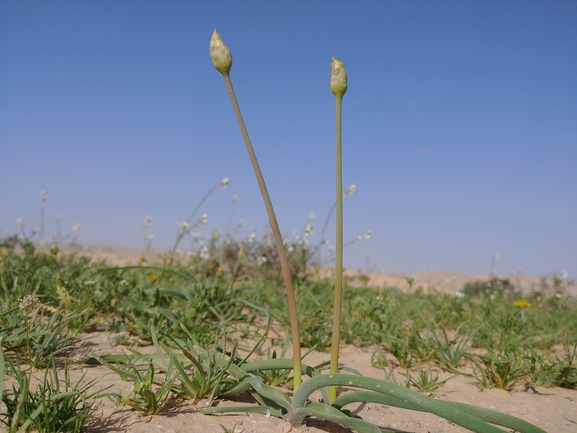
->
<box><xmin>329</xmin><ymin>94</ymin><xmax>344</xmax><ymax>403</ymax></box>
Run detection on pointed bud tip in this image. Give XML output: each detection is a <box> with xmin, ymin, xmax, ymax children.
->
<box><xmin>210</xmin><ymin>29</ymin><xmax>232</xmax><ymax>73</ymax></box>
<box><xmin>330</xmin><ymin>57</ymin><xmax>347</xmax><ymax>97</ymax></box>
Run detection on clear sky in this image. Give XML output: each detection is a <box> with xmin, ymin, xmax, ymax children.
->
<box><xmin>1</xmin><ymin>1</ymin><xmax>576</xmax><ymax>278</ymax></box>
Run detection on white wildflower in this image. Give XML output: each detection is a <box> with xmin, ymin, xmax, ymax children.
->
<box><xmin>39</xmin><ymin>190</ymin><xmax>48</xmax><ymax>202</ymax></box>
<box><xmin>147</xmin><ymin>232</ymin><xmax>155</xmax><ymax>241</ymax></box>
<box><xmin>363</xmin><ymin>230</ymin><xmax>372</xmax><ymax>239</ymax></box>
<box><xmin>200</xmin><ymin>246</ymin><xmax>210</xmax><ymax>260</ymax></box>
<box><xmin>72</xmin><ymin>223</ymin><xmax>81</xmax><ymax>236</ymax></box>
<box><xmin>143</xmin><ymin>215</ymin><xmax>152</xmax><ymax>226</ymax></box>
<box><xmin>343</xmin><ymin>184</ymin><xmax>357</xmax><ymax>197</ymax></box>
<box><xmin>18</xmin><ymin>295</ymin><xmax>38</xmax><ymax>313</ymax></box>
<box><xmin>248</xmin><ymin>232</ymin><xmax>256</xmax><ymax>244</ymax></box>
<box><xmin>199</xmin><ymin>214</ymin><xmax>209</xmax><ymax>225</ymax></box>
<box><xmin>220</xmin><ymin>177</ymin><xmax>230</xmax><ymax>187</ymax></box>
<box><xmin>17</xmin><ymin>218</ymin><xmax>25</xmax><ymax>227</ymax></box>
<box><xmin>402</xmin><ymin>319</ymin><xmax>414</xmax><ymax>332</ymax></box>
<box><xmin>256</xmin><ymin>256</ymin><xmax>267</xmax><ymax>266</ymax></box>
<box><xmin>177</xmin><ymin>221</ymin><xmax>190</xmax><ymax>232</ymax></box>
<box><xmin>304</xmin><ymin>224</ymin><xmax>314</xmax><ymax>236</ymax></box>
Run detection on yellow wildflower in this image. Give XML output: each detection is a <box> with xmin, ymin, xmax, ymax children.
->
<box><xmin>513</xmin><ymin>300</ymin><xmax>532</xmax><ymax>309</ymax></box>
<box><xmin>149</xmin><ymin>274</ymin><xmax>158</xmax><ymax>281</ymax></box>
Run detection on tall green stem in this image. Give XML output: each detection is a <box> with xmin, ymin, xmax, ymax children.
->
<box><xmin>220</xmin><ymin>72</ymin><xmax>302</xmax><ymax>390</ymax></box>
<box><xmin>328</xmin><ymin>57</ymin><xmax>347</xmax><ymax>403</ymax></box>
<box><xmin>329</xmin><ymin>93</ymin><xmax>344</xmax><ymax>403</ymax></box>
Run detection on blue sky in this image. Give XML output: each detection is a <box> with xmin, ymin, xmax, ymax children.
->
<box><xmin>1</xmin><ymin>1</ymin><xmax>576</xmax><ymax>277</ymax></box>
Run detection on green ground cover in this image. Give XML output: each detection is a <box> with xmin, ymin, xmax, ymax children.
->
<box><xmin>1</xmin><ymin>239</ymin><xmax>575</xmax><ymax>432</ymax></box>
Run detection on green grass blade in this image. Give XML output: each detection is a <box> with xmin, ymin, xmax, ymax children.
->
<box><xmin>289</xmin><ymin>402</ymin><xmax>386</xmax><ymax>433</ymax></box>
<box><xmin>293</xmin><ymin>373</ymin><xmax>524</xmax><ymax>433</ymax></box>
<box><xmin>441</xmin><ymin>400</ymin><xmax>546</xmax><ymax>433</ymax></box>
<box><xmin>333</xmin><ymin>391</ymin><xmax>546</xmax><ymax>433</ymax></box>
<box><xmin>11</xmin><ymin>373</ymin><xmax>30</xmax><ymax>433</ymax></box>
<box><xmin>221</xmin><ymin>376</ymin><xmax>292</xmax><ymax>414</ymax></box>
<box><xmin>0</xmin><ymin>344</ymin><xmax>5</xmax><ymax>402</ymax></box>
<box><xmin>201</xmin><ymin>405</ymin><xmax>283</xmax><ymax>418</ymax></box>
<box><xmin>241</xmin><ymin>358</ymin><xmax>319</xmax><ymax>378</ymax></box>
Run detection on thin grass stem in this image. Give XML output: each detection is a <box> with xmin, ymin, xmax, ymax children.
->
<box><xmin>168</xmin><ymin>183</ymin><xmax>219</xmax><ymax>264</ymax></box>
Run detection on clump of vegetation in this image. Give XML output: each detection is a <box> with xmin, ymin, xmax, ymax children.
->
<box><xmin>1</xmin><ymin>353</ymin><xmax>101</xmax><ymax>433</ymax></box>
<box><xmin>461</xmin><ymin>277</ymin><xmax>517</xmax><ymax>297</ymax></box>
<box><xmin>2</xmin><ymin>218</ymin><xmax>574</xmax><ymax>430</ymax></box>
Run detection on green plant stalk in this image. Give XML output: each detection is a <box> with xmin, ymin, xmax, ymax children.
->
<box><xmin>24</xmin><ymin>313</ymin><xmax>30</xmax><ymax>358</ymax></box>
<box><xmin>329</xmin><ymin>92</ymin><xmax>344</xmax><ymax>403</ymax></box>
<box><xmin>220</xmin><ymin>71</ymin><xmax>302</xmax><ymax>390</ymax></box>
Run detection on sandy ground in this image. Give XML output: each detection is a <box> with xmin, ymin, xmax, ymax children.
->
<box><xmin>4</xmin><ymin>243</ymin><xmax>575</xmax><ymax>432</ymax></box>
<box><xmin>5</xmin><ymin>332</ymin><xmax>572</xmax><ymax>433</ymax></box>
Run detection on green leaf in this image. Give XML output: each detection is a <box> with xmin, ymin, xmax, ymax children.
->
<box><xmin>293</xmin><ymin>373</ymin><xmax>538</xmax><ymax>433</ymax></box>
<box><xmin>333</xmin><ymin>391</ymin><xmax>546</xmax><ymax>433</ymax></box>
<box><xmin>289</xmin><ymin>402</ymin><xmax>386</xmax><ymax>433</ymax></box>
<box><xmin>202</xmin><ymin>405</ymin><xmax>283</xmax><ymax>418</ymax></box>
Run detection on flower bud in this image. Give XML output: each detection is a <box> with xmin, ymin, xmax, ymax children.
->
<box><xmin>330</xmin><ymin>58</ymin><xmax>347</xmax><ymax>97</ymax></box>
<box><xmin>210</xmin><ymin>29</ymin><xmax>232</xmax><ymax>73</ymax></box>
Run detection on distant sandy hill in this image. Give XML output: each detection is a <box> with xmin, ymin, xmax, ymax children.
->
<box><xmin>60</xmin><ymin>243</ymin><xmax>575</xmax><ymax>296</ymax></box>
